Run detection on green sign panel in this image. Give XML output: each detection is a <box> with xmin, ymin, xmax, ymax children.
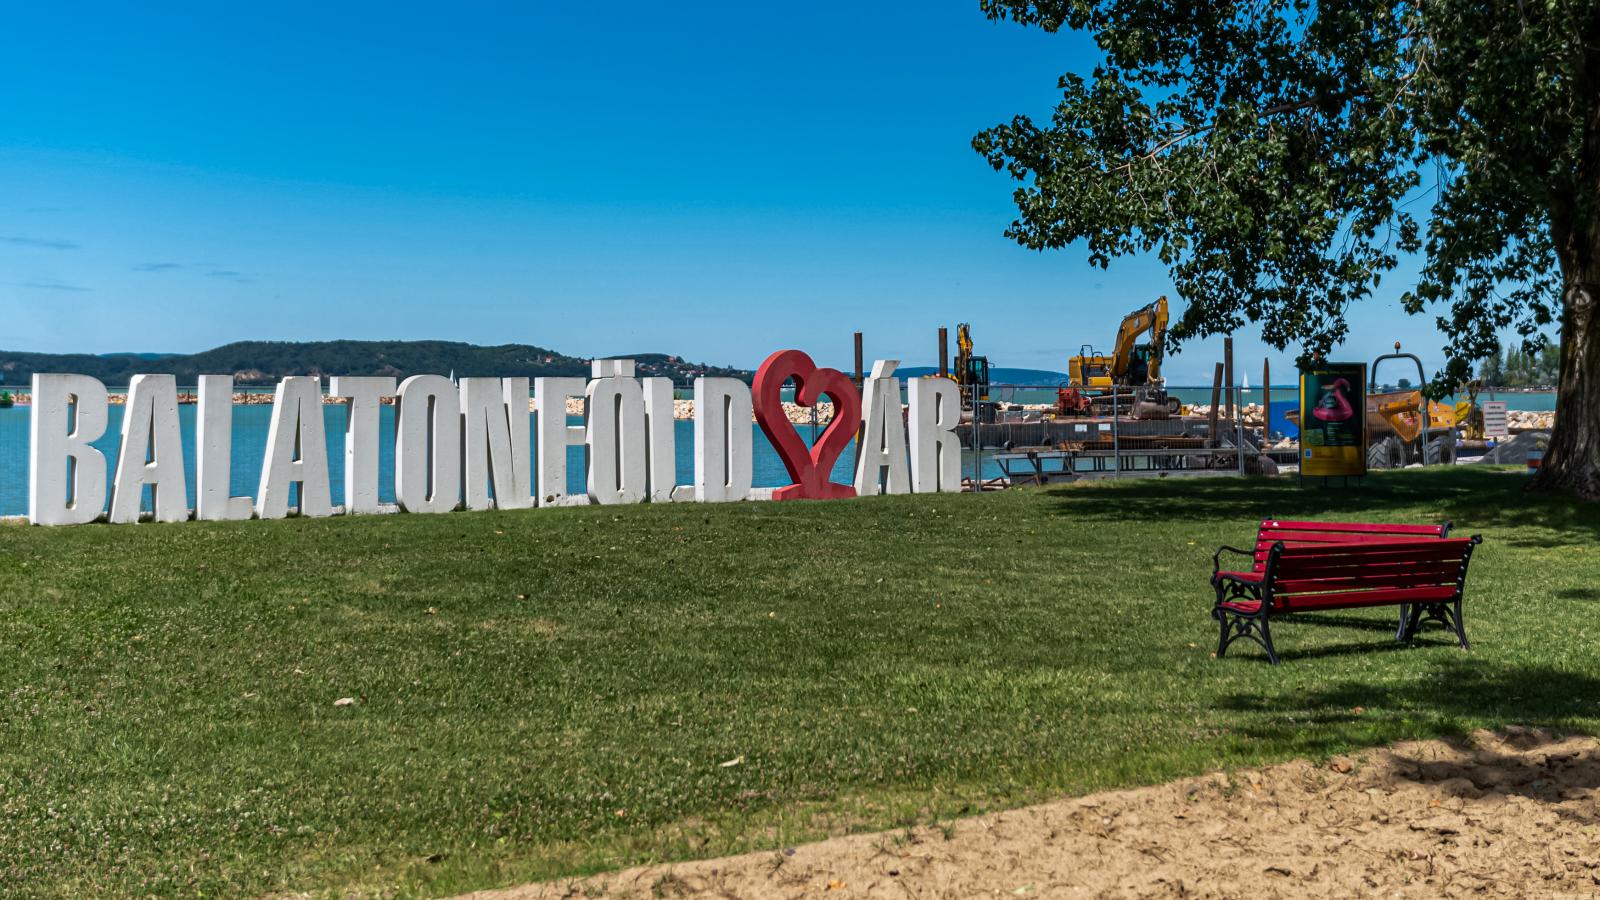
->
<box><xmin>1299</xmin><ymin>363</ymin><xmax>1367</xmax><ymax>478</ymax></box>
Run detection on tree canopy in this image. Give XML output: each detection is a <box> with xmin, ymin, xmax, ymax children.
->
<box><xmin>975</xmin><ymin>1</ymin><xmax>1600</xmax><ymax>494</ymax></box>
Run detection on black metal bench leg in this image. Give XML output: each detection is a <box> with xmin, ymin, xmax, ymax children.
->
<box><xmin>1257</xmin><ymin>614</ymin><xmax>1280</xmax><ymax>665</ymax></box>
<box><xmin>1400</xmin><ymin>603</ymin><xmax>1424</xmax><ymax>642</ymax></box>
<box><xmin>1452</xmin><ymin>597</ymin><xmax>1470</xmax><ymax>650</ymax></box>
<box><xmin>1395</xmin><ymin>603</ymin><xmax>1410</xmax><ymax>641</ymax></box>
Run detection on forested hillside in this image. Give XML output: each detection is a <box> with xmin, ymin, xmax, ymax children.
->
<box><xmin>0</xmin><ymin>341</ymin><xmax>751</xmax><ymax>387</ymax></box>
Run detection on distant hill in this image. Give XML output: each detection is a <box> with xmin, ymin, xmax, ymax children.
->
<box><xmin>896</xmin><ymin>366</ymin><xmax>1070</xmax><ymax>386</ymax></box>
<box><xmin>0</xmin><ymin>340</ymin><xmax>752</xmax><ymax>387</ymax></box>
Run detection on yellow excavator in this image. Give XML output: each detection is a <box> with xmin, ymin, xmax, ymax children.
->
<box><xmin>952</xmin><ymin>323</ymin><xmax>994</xmax><ymax>422</ymax></box>
<box><xmin>1062</xmin><ymin>297</ymin><xmax>1178</xmax><ymax>416</ymax></box>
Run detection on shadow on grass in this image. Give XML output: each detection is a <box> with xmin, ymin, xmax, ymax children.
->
<box><xmin>1219</xmin><ymin>658</ymin><xmax>1600</xmax><ymax>742</ymax></box>
<box><xmin>1291</xmin><ymin>612</ymin><xmax>1406</xmax><ymax>633</ymax></box>
<box><xmin>1218</xmin><ymin>631</ymin><xmax>1465</xmax><ymax>664</ymax></box>
<box><xmin>1042</xmin><ymin>469</ymin><xmax>1600</xmax><ymax>546</ymax></box>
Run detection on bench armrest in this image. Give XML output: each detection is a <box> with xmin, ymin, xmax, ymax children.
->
<box><xmin>1212</xmin><ymin>545</ymin><xmax>1253</xmax><ymax>576</ymax></box>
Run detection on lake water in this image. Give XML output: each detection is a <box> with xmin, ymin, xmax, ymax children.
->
<box><xmin>0</xmin><ymin>387</ymin><xmax>1558</xmax><ymax>517</ymax></box>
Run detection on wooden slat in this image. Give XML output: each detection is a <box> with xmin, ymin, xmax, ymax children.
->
<box><xmin>1260</xmin><ymin>520</ymin><xmax>1448</xmax><ymax>536</ymax></box>
<box><xmin>1273</xmin><ymin>565</ymin><xmax>1463</xmax><ymax>594</ymax></box>
<box><xmin>1279</xmin><ymin>557</ymin><xmax>1464</xmax><ymax>577</ymax></box>
<box><xmin>1276</xmin><ymin>585</ymin><xmax>1458</xmax><ymax>611</ymax></box>
<box><xmin>1258</xmin><ymin>530</ymin><xmax>1442</xmax><ymax>546</ymax></box>
<box><xmin>1277</xmin><ymin>538</ymin><xmax>1474</xmax><ymax>558</ymax></box>
<box><xmin>1275</xmin><ymin>558</ymin><xmax>1468</xmax><ymax>583</ymax></box>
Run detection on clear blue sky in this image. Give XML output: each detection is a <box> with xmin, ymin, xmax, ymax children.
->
<box><xmin>0</xmin><ymin>1</ymin><xmax>1485</xmax><ymax>383</ymax></box>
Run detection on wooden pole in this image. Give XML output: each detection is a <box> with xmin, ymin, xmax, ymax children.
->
<box><xmin>1223</xmin><ymin>336</ymin><xmax>1235</xmax><ymax>419</ymax></box>
<box><xmin>852</xmin><ymin>332</ymin><xmax>865</xmax><ymax>471</ymax></box>
<box><xmin>938</xmin><ymin>327</ymin><xmax>948</xmax><ymax>378</ymax></box>
<box><xmin>1262</xmin><ymin>357</ymin><xmax>1271</xmax><ymax>440</ymax></box>
<box><xmin>1208</xmin><ymin>362</ymin><xmax>1224</xmax><ymax>447</ymax></box>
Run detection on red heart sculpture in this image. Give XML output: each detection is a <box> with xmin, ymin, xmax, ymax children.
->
<box><xmin>753</xmin><ymin>349</ymin><xmax>860</xmax><ymax>501</ymax></box>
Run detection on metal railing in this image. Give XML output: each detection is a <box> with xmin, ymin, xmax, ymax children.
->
<box><xmin>957</xmin><ymin>383</ymin><xmax>1270</xmax><ymax>490</ymax></box>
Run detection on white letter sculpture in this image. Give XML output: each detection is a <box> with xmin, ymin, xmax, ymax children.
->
<box><xmin>854</xmin><ymin>360</ymin><xmax>910</xmax><ymax>496</ymax></box>
<box><xmin>28</xmin><ymin>374</ymin><xmax>109</xmax><ymax>526</ymax></box>
<box><xmin>642</xmin><ymin>376</ymin><xmax>681</xmax><ymax>502</ymax></box>
<box><xmin>693</xmin><ymin>377</ymin><xmax>752</xmax><ymax>502</ymax></box>
<box><xmin>586</xmin><ymin>360</ymin><xmax>649</xmax><ymax>505</ymax></box>
<box><xmin>257</xmin><ymin>376</ymin><xmax>334</xmax><ymax>519</ymax></box>
<box><xmin>329</xmin><ymin>375</ymin><xmax>397</xmax><ymax>514</ymax></box>
<box><xmin>196</xmin><ymin>375</ymin><xmax>254</xmax><ymax>521</ymax></box>
<box><xmin>395</xmin><ymin>374</ymin><xmax>462</xmax><ymax>514</ymax></box>
<box><xmin>109</xmin><ymin>374</ymin><xmax>189</xmax><ymax>523</ymax></box>
<box><xmin>907</xmin><ymin>376</ymin><xmax>961</xmax><ymax>493</ymax></box>
<box><xmin>461</xmin><ymin>377</ymin><xmax>533</xmax><ymax>510</ymax></box>
<box><xmin>535</xmin><ymin>376</ymin><xmax>587</xmax><ymax>505</ymax></box>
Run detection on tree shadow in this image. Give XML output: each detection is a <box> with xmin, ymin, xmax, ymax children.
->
<box><xmin>1382</xmin><ymin>730</ymin><xmax>1600</xmax><ymax>824</ymax></box>
<box><xmin>1292</xmin><ymin>612</ymin><xmax>1407</xmax><ymax>633</ymax></box>
<box><xmin>1041</xmin><ymin>468</ymin><xmax>1600</xmax><ymax>546</ymax></box>
<box><xmin>1217</xmin><ymin>658</ymin><xmax>1600</xmax><ymax>751</ymax></box>
<box><xmin>1219</xmin><ymin>630</ymin><xmax>1463</xmax><ymax>664</ymax></box>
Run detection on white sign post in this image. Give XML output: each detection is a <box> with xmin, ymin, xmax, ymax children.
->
<box><xmin>1482</xmin><ymin>400</ymin><xmax>1509</xmax><ymax>440</ymax></box>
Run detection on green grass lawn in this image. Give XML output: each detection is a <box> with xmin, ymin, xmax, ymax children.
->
<box><xmin>2</xmin><ymin>467</ymin><xmax>1598</xmax><ymax>896</ymax></box>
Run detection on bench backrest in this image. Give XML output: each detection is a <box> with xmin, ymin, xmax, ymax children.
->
<box><xmin>1262</xmin><ymin>537</ymin><xmax>1480</xmax><ymax>614</ymax></box>
<box><xmin>1243</xmin><ymin>519</ymin><xmax>1452</xmax><ymax>572</ymax></box>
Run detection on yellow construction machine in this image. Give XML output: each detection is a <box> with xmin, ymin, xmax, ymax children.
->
<box><xmin>1364</xmin><ymin>343</ymin><xmax>1473</xmax><ymax>467</ymax></box>
<box><xmin>1062</xmin><ymin>296</ymin><xmax>1178</xmax><ymax>416</ymax></box>
<box><xmin>951</xmin><ymin>323</ymin><xmax>995</xmax><ymax>422</ymax></box>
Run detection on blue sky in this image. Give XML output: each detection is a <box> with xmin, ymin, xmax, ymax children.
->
<box><xmin>0</xmin><ymin>1</ymin><xmax>1482</xmax><ymax>383</ymax></box>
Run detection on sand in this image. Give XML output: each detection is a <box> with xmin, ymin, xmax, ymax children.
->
<box><xmin>465</xmin><ymin>727</ymin><xmax>1600</xmax><ymax>899</ymax></box>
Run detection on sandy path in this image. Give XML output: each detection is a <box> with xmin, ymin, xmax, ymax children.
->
<box><xmin>465</xmin><ymin>727</ymin><xmax>1600</xmax><ymax>899</ymax></box>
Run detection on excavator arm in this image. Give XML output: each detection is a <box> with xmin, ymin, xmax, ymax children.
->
<box><xmin>1109</xmin><ymin>296</ymin><xmax>1169</xmax><ymax>381</ymax></box>
<box><xmin>954</xmin><ymin>323</ymin><xmax>974</xmax><ymax>386</ymax></box>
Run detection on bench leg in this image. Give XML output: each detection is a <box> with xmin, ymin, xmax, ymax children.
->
<box><xmin>1400</xmin><ymin>603</ymin><xmax>1424</xmax><ymax>642</ymax></box>
<box><xmin>1401</xmin><ymin>601</ymin><xmax>1470</xmax><ymax>650</ymax></box>
<box><xmin>1213</xmin><ymin>606</ymin><xmax>1280</xmax><ymax>664</ymax></box>
<box><xmin>1257</xmin><ymin>614</ymin><xmax>1280</xmax><ymax>664</ymax></box>
<box><xmin>1451</xmin><ymin>597</ymin><xmax>1470</xmax><ymax>650</ymax></box>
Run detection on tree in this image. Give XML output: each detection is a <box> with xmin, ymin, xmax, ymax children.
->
<box><xmin>1480</xmin><ymin>347</ymin><xmax>1505</xmax><ymax>387</ymax></box>
<box><xmin>974</xmin><ymin>2</ymin><xmax>1600</xmax><ymax>497</ymax></box>
<box><xmin>1539</xmin><ymin>343</ymin><xmax>1562</xmax><ymax>386</ymax></box>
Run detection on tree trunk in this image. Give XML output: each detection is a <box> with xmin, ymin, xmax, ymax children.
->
<box><xmin>1532</xmin><ymin>277</ymin><xmax>1600</xmax><ymax>499</ymax></box>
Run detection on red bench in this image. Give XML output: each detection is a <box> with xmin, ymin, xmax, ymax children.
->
<box><xmin>1211</xmin><ymin>522</ymin><xmax>1480</xmax><ymax>663</ymax></box>
<box><xmin>1213</xmin><ymin>519</ymin><xmax>1452</xmax><ymax>641</ymax></box>
<box><xmin>1212</xmin><ymin>519</ymin><xmax>1453</xmax><ymax>581</ymax></box>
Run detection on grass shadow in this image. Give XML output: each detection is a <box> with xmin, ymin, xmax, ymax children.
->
<box><xmin>1218</xmin><ymin>658</ymin><xmax>1600</xmax><ymax>743</ymax></box>
<box><xmin>1041</xmin><ymin>469</ymin><xmax>1600</xmax><ymax>546</ymax></box>
<box><xmin>1291</xmin><ymin>612</ymin><xmax>1406</xmax><ymax>633</ymax></box>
